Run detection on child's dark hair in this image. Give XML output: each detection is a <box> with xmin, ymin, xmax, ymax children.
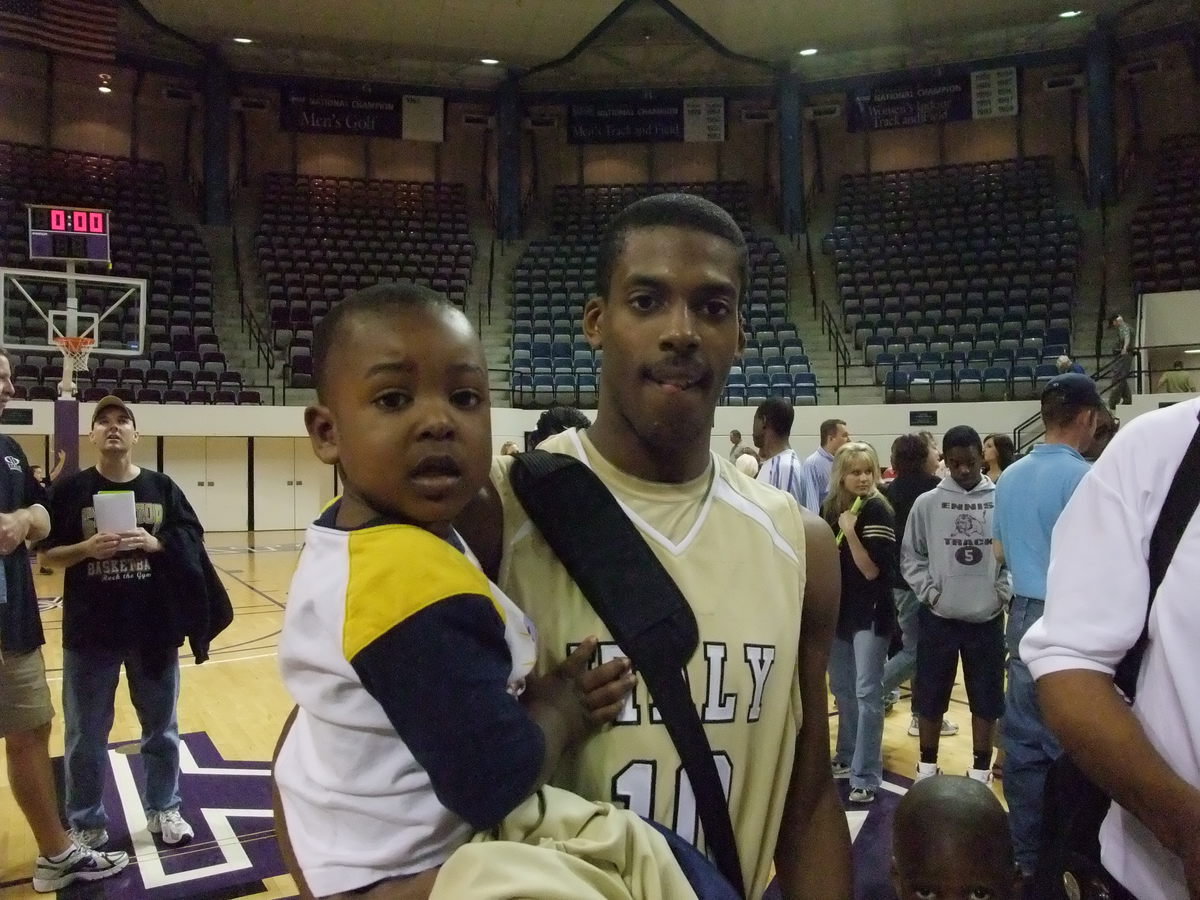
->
<box><xmin>312</xmin><ymin>282</ymin><xmax>458</xmax><ymax>400</ymax></box>
<box><xmin>943</xmin><ymin>424</ymin><xmax>983</xmax><ymax>455</ymax></box>
<box><xmin>594</xmin><ymin>193</ymin><xmax>748</xmax><ymax>302</ymax></box>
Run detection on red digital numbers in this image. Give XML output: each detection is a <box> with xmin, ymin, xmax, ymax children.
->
<box><xmin>41</xmin><ymin>207</ymin><xmax>105</xmax><ymax>233</ymax></box>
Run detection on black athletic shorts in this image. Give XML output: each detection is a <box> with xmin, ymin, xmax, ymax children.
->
<box><xmin>913</xmin><ymin>606</ymin><xmax>1005</xmax><ymax>722</ymax></box>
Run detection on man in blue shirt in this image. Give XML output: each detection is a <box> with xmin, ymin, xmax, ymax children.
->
<box><xmin>993</xmin><ymin>373</ymin><xmax>1103</xmax><ymax>877</ymax></box>
<box><xmin>798</xmin><ymin>418</ymin><xmax>849</xmax><ymax>512</ymax></box>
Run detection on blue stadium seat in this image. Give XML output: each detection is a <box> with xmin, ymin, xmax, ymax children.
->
<box><xmin>884</xmin><ymin>371</ymin><xmax>910</xmax><ymax>403</ymax></box>
<box><xmin>932</xmin><ymin>369</ymin><xmax>955</xmax><ymax>402</ymax></box>
<box><xmin>957</xmin><ymin>368</ymin><xmax>984</xmax><ymax>402</ymax></box>
<box><xmin>982</xmin><ymin>366</ymin><xmax>1009</xmax><ymax>401</ymax></box>
<box><xmin>1010</xmin><ymin>365</ymin><xmax>1036</xmax><ymax>400</ymax></box>
<box><xmin>909</xmin><ymin>370</ymin><xmax>934</xmax><ymax>402</ymax></box>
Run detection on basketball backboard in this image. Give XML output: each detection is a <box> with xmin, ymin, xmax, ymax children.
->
<box><xmin>0</xmin><ymin>266</ymin><xmax>147</xmax><ymax>357</ymax></box>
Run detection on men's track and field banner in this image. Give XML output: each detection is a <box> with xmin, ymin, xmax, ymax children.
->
<box><xmin>568</xmin><ymin>95</ymin><xmax>725</xmax><ymax>144</ymax></box>
<box><xmin>279</xmin><ymin>85</ymin><xmax>445</xmax><ymax>141</ymax></box>
<box><xmin>846</xmin><ymin>66</ymin><xmax>1017</xmax><ymax>132</ymax></box>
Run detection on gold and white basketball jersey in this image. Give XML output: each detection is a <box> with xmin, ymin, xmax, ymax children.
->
<box><xmin>492</xmin><ymin>429</ymin><xmax>807</xmax><ymax>899</ymax></box>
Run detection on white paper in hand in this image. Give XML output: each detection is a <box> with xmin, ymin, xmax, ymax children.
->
<box><xmin>93</xmin><ymin>491</ymin><xmax>137</xmax><ymax>547</ymax></box>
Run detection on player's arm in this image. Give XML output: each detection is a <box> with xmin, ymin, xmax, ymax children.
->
<box><xmin>774</xmin><ymin>509</ymin><xmax>852</xmax><ymax>899</ymax></box>
<box><xmin>993</xmin><ymin>538</ymin><xmax>1006</xmax><ymax>567</ymax></box>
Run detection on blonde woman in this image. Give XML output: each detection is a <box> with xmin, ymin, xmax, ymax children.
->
<box><xmin>823</xmin><ymin>442</ymin><xmax>897</xmax><ymax>804</ymax></box>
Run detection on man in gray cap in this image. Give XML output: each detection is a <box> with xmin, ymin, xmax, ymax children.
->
<box><xmin>992</xmin><ymin>373</ymin><xmax>1103</xmax><ymax>878</ymax></box>
<box><xmin>40</xmin><ymin>396</ymin><xmax>215</xmax><ymax>851</ymax></box>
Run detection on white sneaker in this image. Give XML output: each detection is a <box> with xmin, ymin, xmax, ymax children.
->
<box><xmin>848</xmin><ymin>787</ymin><xmax>876</xmax><ymax>804</ymax></box>
<box><xmin>832</xmin><ymin>760</ymin><xmax>851</xmax><ymax>777</ymax></box>
<box><xmin>915</xmin><ymin>761</ymin><xmax>941</xmax><ymax>782</ymax></box>
<box><xmin>67</xmin><ymin>826</ymin><xmax>108</xmax><ymax>849</ymax></box>
<box><xmin>32</xmin><ymin>843</ymin><xmax>128</xmax><ymax>892</ymax></box>
<box><xmin>967</xmin><ymin>767</ymin><xmax>995</xmax><ymax>785</ymax></box>
<box><xmin>148</xmin><ymin>808</ymin><xmax>194</xmax><ymax>845</ymax></box>
<box><xmin>907</xmin><ymin>715</ymin><xmax>960</xmax><ymax>736</ymax></box>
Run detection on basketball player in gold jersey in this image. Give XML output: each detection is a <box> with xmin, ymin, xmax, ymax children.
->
<box><xmin>459</xmin><ymin>194</ymin><xmax>851</xmax><ymax>898</ymax></box>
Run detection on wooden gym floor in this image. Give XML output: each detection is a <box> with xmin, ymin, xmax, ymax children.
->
<box><xmin>0</xmin><ymin>532</ymin><xmax>995</xmax><ymax>897</ymax></box>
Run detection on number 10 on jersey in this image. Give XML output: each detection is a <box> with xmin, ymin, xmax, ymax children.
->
<box><xmin>612</xmin><ymin>752</ymin><xmax>733</xmax><ymax>847</ymax></box>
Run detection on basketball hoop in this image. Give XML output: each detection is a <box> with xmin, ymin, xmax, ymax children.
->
<box><xmin>53</xmin><ymin>335</ymin><xmax>95</xmax><ymax>372</ymax></box>
<box><xmin>52</xmin><ymin>335</ymin><xmax>94</xmax><ymax>399</ymax></box>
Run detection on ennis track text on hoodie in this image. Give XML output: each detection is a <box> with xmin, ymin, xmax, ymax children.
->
<box><xmin>900</xmin><ymin>475</ymin><xmax>1012</xmax><ymax>623</ymax></box>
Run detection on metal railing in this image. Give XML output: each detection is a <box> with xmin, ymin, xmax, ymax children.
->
<box><xmin>798</xmin><ymin>223</ymin><xmax>848</xmax><ymax>404</ymax></box>
<box><xmin>231</xmin><ymin>227</ymin><xmax>276</xmax><ymax>374</ymax></box>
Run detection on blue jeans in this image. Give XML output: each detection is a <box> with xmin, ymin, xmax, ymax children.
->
<box><xmin>63</xmin><ymin>646</ymin><xmax>182</xmax><ymax>830</ymax></box>
<box><xmin>881</xmin><ymin>588</ymin><xmax>920</xmax><ymax>704</ymax></box>
<box><xmin>1002</xmin><ymin>596</ymin><xmax>1062</xmax><ymax>875</ymax></box>
<box><xmin>829</xmin><ymin>628</ymin><xmax>889</xmax><ymax>791</ymax></box>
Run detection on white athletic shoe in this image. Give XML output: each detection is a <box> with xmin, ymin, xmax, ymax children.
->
<box><xmin>908</xmin><ymin>715</ymin><xmax>961</xmax><ymax>736</ymax></box>
<box><xmin>914</xmin><ymin>761</ymin><xmax>941</xmax><ymax>782</ymax></box>
<box><xmin>66</xmin><ymin>826</ymin><xmax>108</xmax><ymax>849</ymax></box>
<box><xmin>148</xmin><ymin>808</ymin><xmax>194</xmax><ymax>845</ymax></box>
<box><xmin>32</xmin><ymin>843</ymin><xmax>128</xmax><ymax>892</ymax></box>
<box><xmin>967</xmin><ymin>767</ymin><xmax>995</xmax><ymax>785</ymax></box>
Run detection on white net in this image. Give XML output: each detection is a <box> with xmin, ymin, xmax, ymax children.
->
<box><xmin>54</xmin><ymin>336</ymin><xmax>94</xmax><ymax>372</ymax></box>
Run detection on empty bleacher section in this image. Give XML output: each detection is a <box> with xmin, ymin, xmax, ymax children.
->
<box><xmin>258</xmin><ymin>174</ymin><xmax>474</xmax><ymax>391</ymax></box>
<box><xmin>0</xmin><ymin>141</ymin><xmax>256</xmax><ymax>405</ymax></box>
<box><xmin>824</xmin><ymin>157</ymin><xmax>1079</xmax><ymax>403</ymax></box>
<box><xmin>1131</xmin><ymin>134</ymin><xmax>1200</xmax><ymax>294</ymax></box>
<box><xmin>510</xmin><ymin>181</ymin><xmax>815</xmax><ymax>408</ymax></box>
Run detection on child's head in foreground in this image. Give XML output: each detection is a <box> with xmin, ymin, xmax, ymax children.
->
<box><xmin>305</xmin><ymin>282</ymin><xmax>491</xmax><ymax>536</ymax></box>
<box><xmin>892</xmin><ymin>775</ymin><xmax>1019</xmax><ymax>900</ymax></box>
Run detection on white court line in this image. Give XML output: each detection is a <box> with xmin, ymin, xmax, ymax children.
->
<box><xmin>109</xmin><ymin>740</ymin><xmax>270</xmax><ymax>889</ymax></box>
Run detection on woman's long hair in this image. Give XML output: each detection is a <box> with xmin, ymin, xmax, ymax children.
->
<box><xmin>822</xmin><ymin>442</ymin><xmax>890</xmax><ymax>522</ymax></box>
<box><xmin>985</xmin><ymin>433</ymin><xmax>1016</xmax><ymax>473</ymax></box>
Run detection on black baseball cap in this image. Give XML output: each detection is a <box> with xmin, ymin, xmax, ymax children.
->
<box><xmin>1041</xmin><ymin>373</ymin><xmax>1103</xmax><ymax>408</ymax></box>
<box><xmin>91</xmin><ymin>395</ymin><xmax>136</xmax><ymax>427</ymax></box>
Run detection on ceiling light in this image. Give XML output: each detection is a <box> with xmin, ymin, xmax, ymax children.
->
<box><xmin>479</xmin><ymin>58</ymin><xmax>500</xmax><ymax>65</ymax></box>
<box><xmin>799</xmin><ymin>48</ymin><xmax>819</xmax><ymax>56</ymax></box>
<box><xmin>98</xmin><ymin>85</ymin><xmax>112</xmax><ymax>94</ymax></box>
<box><xmin>1185</xmin><ymin>348</ymin><xmax>1200</xmax><ymax>355</ymax></box>
<box><xmin>233</xmin><ymin>37</ymin><xmax>254</xmax><ymax>44</ymax></box>
<box><xmin>98</xmin><ymin>73</ymin><xmax>111</xmax><ymax>94</ymax></box>
<box><xmin>1058</xmin><ymin>9</ymin><xmax>1083</xmax><ymax>17</ymax></box>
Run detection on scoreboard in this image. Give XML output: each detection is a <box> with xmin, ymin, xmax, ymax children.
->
<box><xmin>27</xmin><ymin>205</ymin><xmax>111</xmax><ymax>262</ymax></box>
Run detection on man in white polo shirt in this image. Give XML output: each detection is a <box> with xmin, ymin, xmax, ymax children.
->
<box><xmin>1022</xmin><ymin>397</ymin><xmax>1200</xmax><ymax>900</ymax></box>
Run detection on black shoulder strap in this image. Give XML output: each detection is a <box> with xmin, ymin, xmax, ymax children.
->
<box><xmin>509</xmin><ymin>450</ymin><xmax>745</xmax><ymax>898</ymax></box>
<box><xmin>1115</xmin><ymin>413</ymin><xmax>1200</xmax><ymax>698</ymax></box>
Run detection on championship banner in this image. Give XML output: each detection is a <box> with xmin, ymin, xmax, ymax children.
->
<box><xmin>280</xmin><ymin>85</ymin><xmax>445</xmax><ymax>141</ymax></box>
<box><xmin>568</xmin><ymin>95</ymin><xmax>725</xmax><ymax>144</ymax></box>
<box><xmin>847</xmin><ymin>67</ymin><xmax>1018</xmax><ymax>132</ymax></box>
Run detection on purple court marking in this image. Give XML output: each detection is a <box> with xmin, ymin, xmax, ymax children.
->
<box><xmin>53</xmin><ymin>730</ymin><xmax>904</xmax><ymax>899</ymax></box>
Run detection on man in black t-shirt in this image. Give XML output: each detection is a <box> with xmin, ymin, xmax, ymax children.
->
<box><xmin>0</xmin><ymin>354</ymin><xmax>128</xmax><ymax>891</ymax></box>
<box><xmin>41</xmin><ymin>396</ymin><xmax>202</xmax><ymax>852</ymax></box>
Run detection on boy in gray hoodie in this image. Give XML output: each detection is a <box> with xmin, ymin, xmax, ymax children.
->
<box><xmin>902</xmin><ymin>425</ymin><xmax>1011</xmax><ymax>785</ymax></box>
